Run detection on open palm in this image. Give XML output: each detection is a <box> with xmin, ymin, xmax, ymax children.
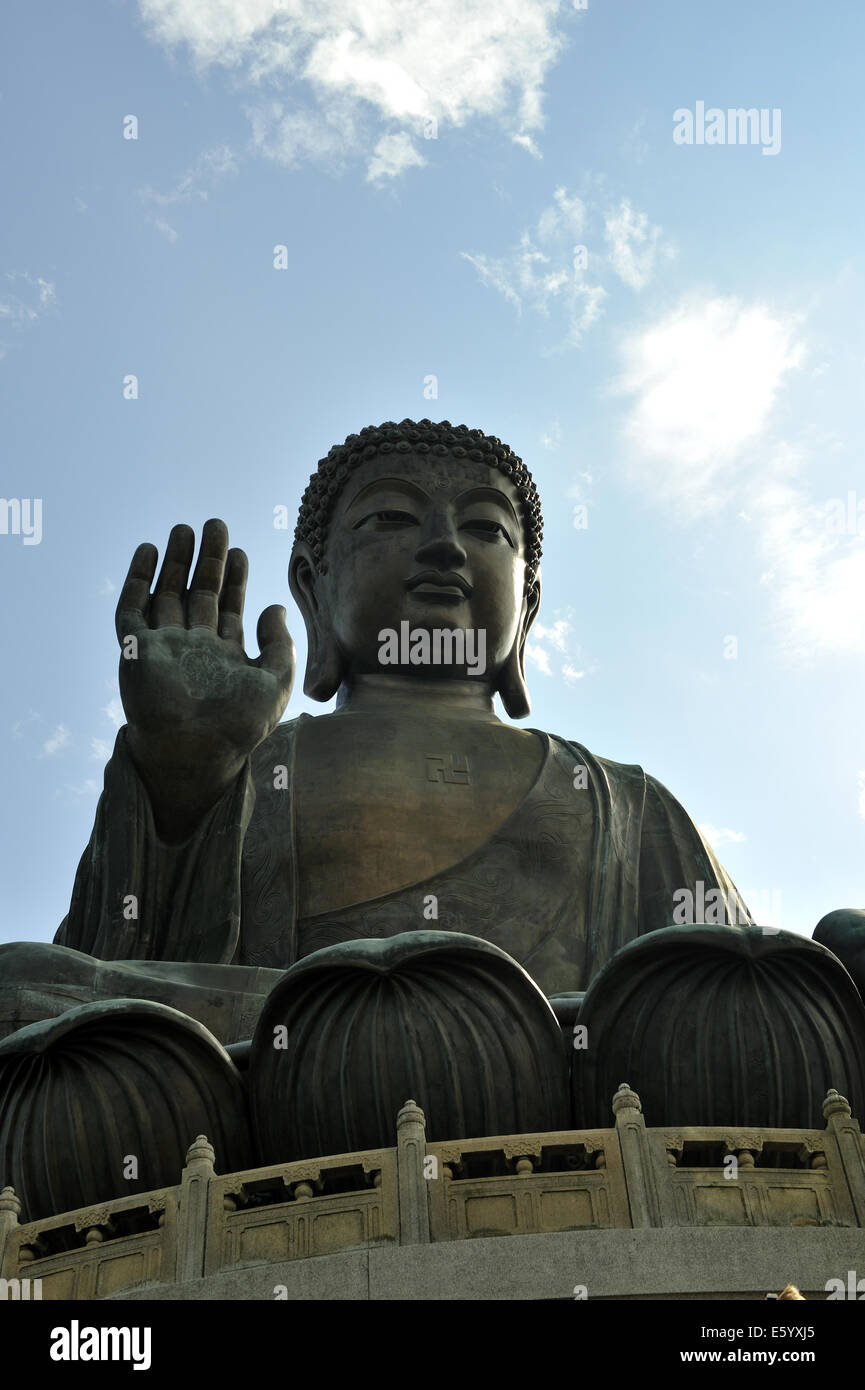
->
<box><xmin>115</xmin><ymin>518</ymin><xmax>295</xmax><ymax>781</ymax></box>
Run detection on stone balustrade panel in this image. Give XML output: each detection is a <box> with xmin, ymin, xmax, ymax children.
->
<box><xmin>204</xmin><ymin>1149</ymin><xmax>399</xmax><ymax>1276</ymax></box>
<box><xmin>1</xmin><ymin>1187</ymin><xmax>178</xmax><ymax>1299</ymax></box>
<box><xmin>424</xmin><ymin>1129</ymin><xmax>629</xmax><ymax>1241</ymax></box>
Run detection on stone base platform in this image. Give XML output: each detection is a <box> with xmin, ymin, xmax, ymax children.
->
<box><xmin>106</xmin><ymin>1226</ymin><xmax>865</xmax><ymax>1301</ymax></box>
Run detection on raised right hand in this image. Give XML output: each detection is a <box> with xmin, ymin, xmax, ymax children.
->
<box><xmin>115</xmin><ymin>519</ymin><xmax>295</xmax><ymax>835</ymax></box>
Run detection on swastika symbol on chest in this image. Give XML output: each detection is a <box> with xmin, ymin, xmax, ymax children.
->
<box><xmin>425</xmin><ymin>754</ymin><xmax>471</xmax><ymax>785</ymax></box>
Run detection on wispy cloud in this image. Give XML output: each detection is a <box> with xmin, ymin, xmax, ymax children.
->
<box><xmin>0</xmin><ymin>273</ymin><xmax>57</xmax><ymax>359</ymax></box>
<box><xmin>245</xmin><ymin>98</ymin><xmax>360</xmax><ymax>172</ymax></box>
<box><xmin>462</xmin><ymin>186</ymin><xmax>670</xmax><ymax>345</ymax></box>
<box><xmin>461</xmin><ymin>187</ymin><xmax>605</xmax><ymax>344</ymax></box>
<box><xmin>526</xmin><ymin>613</ymin><xmax>596</xmax><ymax>684</ymax></box>
<box><xmin>525</xmin><ymin>641</ymin><xmax>552</xmax><ymax>675</ymax></box>
<box><xmin>55</xmin><ymin>779</ymin><xmax>100</xmax><ymax>800</ymax></box>
<box><xmin>367</xmin><ymin>131</ymin><xmax>427</xmax><ymax>182</ymax></box>
<box><xmin>534</xmin><ymin>619</ymin><xmax>570</xmax><ymax>654</ymax></box>
<box><xmin>699</xmin><ymin>823</ymin><xmax>747</xmax><ymax>850</ymax></box>
<box><xmin>751</xmin><ymin>470</ymin><xmax>865</xmax><ymax>659</ymax></box>
<box><xmin>561</xmin><ymin>663</ymin><xmax>586</xmax><ymax>684</ymax></box>
<box><xmin>139</xmin><ymin>0</ymin><xmax>569</xmax><ymax>181</ymax></box>
<box><xmin>0</xmin><ymin>272</ymin><xmax>56</xmax><ymax>324</ymax></box>
<box><xmin>12</xmin><ymin>711</ymin><xmax>40</xmax><ymax>738</ymax></box>
<box><xmin>512</xmin><ymin>132</ymin><xmax>542</xmax><ymax>159</ymax></box>
<box><xmin>139</xmin><ymin>144</ymin><xmax>238</xmax><ymax>239</ymax></box>
<box><xmin>103</xmin><ymin>698</ymin><xmax>124</xmax><ymax>729</ymax></box>
<box><xmin>41</xmin><ymin>724</ymin><xmax>70</xmax><ymax>757</ymax></box>
<box><xmin>90</xmin><ymin>737</ymin><xmax>113</xmax><ymax>761</ymax></box>
<box><xmin>604</xmin><ymin>198</ymin><xmax>674</xmax><ymax>290</ymax></box>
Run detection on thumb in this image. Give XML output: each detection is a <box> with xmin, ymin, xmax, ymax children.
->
<box><xmin>256</xmin><ymin>605</ymin><xmax>295</xmax><ymax>684</ymax></box>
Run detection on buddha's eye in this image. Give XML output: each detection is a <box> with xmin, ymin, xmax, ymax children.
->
<box><xmin>462</xmin><ymin>519</ymin><xmax>514</xmax><ymax>546</ymax></box>
<box><xmin>354</xmin><ymin>510</ymin><xmax>418</xmax><ymax>529</ymax></box>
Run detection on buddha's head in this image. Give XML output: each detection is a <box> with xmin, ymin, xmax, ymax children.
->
<box><xmin>289</xmin><ymin>419</ymin><xmax>544</xmax><ymax>717</ymax></box>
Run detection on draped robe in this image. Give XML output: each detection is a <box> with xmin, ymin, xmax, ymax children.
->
<box><xmin>0</xmin><ymin>714</ymin><xmax>751</xmax><ymax>1044</ymax></box>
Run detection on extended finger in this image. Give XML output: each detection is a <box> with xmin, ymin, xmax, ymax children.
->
<box><xmin>151</xmin><ymin>524</ymin><xmax>195</xmax><ymax>627</ymax></box>
<box><xmin>115</xmin><ymin>542</ymin><xmax>157</xmax><ymax>643</ymax></box>
<box><xmin>218</xmin><ymin>548</ymin><xmax>248</xmax><ymax>644</ymax></box>
<box><xmin>187</xmin><ymin>518</ymin><xmax>229</xmax><ymax>629</ymax></box>
<box><xmin>255</xmin><ymin>605</ymin><xmax>296</xmax><ymax>689</ymax></box>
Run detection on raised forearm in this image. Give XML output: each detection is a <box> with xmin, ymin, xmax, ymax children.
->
<box><xmin>126</xmin><ymin>728</ymin><xmax>248</xmax><ymax>844</ymax></box>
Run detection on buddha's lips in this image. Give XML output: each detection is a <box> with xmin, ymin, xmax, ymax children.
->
<box><xmin>405</xmin><ymin>571</ymin><xmax>473</xmax><ymax>598</ymax></box>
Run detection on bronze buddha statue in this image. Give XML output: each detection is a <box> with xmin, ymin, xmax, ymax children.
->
<box><xmin>2</xmin><ymin>419</ymin><xmax>864</xmax><ymax>1214</ymax></box>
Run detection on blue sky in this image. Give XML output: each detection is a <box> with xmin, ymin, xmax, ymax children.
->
<box><xmin>2</xmin><ymin>0</ymin><xmax>864</xmax><ymax>945</ymax></box>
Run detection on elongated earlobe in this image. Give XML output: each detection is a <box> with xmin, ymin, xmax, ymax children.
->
<box><xmin>303</xmin><ymin>628</ymin><xmax>344</xmax><ymax>701</ymax></box>
<box><xmin>496</xmin><ymin>579</ymin><xmax>540</xmax><ymax>719</ymax></box>
<box><xmin>289</xmin><ymin>549</ymin><xmax>345</xmax><ymax>702</ymax></box>
<box><xmin>497</xmin><ymin>642</ymin><xmax>531</xmax><ymax>719</ymax></box>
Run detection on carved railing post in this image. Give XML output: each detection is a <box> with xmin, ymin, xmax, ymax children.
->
<box><xmin>613</xmin><ymin>1083</ymin><xmax>662</xmax><ymax>1227</ymax></box>
<box><xmin>396</xmin><ymin>1100</ymin><xmax>430</xmax><ymax>1245</ymax></box>
<box><xmin>176</xmin><ymin>1135</ymin><xmax>215</xmax><ymax>1283</ymax></box>
<box><xmin>823</xmin><ymin>1089</ymin><xmax>865</xmax><ymax>1225</ymax></box>
<box><xmin>0</xmin><ymin>1187</ymin><xmax>21</xmax><ymax>1278</ymax></box>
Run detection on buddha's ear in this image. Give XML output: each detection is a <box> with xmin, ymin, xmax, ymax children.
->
<box><xmin>496</xmin><ymin>573</ymin><xmax>541</xmax><ymax>720</ymax></box>
<box><xmin>288</xmin><ymin>548</ymin><xmax>345</xmax><ymax>702</ymax></box>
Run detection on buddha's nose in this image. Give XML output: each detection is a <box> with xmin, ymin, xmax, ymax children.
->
<box><xmin>414</xmin><ymin>514</ymin><xmax>467</xmax><ymax>570</ymax></box>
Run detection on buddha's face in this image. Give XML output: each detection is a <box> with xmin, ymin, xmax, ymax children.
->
<box><xmin>295</xmin><ymin>453</ymin><xmax>536</xmax><ymax>687</ymax></box>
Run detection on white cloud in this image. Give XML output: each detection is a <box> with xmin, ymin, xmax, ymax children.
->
<box><xmin>699</xmin><ymin>823</ymin><xmax>747</xmax><ymax>849</ymax></box>
<box><xmin>153</xmin><ymin>218</ymin><xmax>179</xmax><ymax>243</ymax></box>
<box><xmin>541</xmin><ymin>420</ymin><xmax>561</xmax><ymax>449</ymax></box>
<box><xmin>90</xmin><ymin>737</ymin><xmax>113</xmax><ymax>761</ymax></box>
<box><xmin>527</xmin><ymin>610</ymin><xmax>595</xmax><ymax>684</ymax></box>
<box><xmin>536</xmin><ymin>187</ymin><xmax>586</xmax><ymax>240</ymax></box>
<box><xmin>58</xmin><ymin>779</ymin><xmax>100</xmax><ymax>800</ymax></box>
<box><xmin>246</xmin><ymin>98</ymin><xmax>360</xmax><ymax>170</ymax></box>
<box><xmin>103</xmin><ymin>698</ymin><xmax>124</xmax><ymax>729</ymax></box>
<box><xmin>460</xmin><ymin>249</ymin><xmax>523</xmax><ymax>312</ymax></box>
<box><xmin>367</xmin><ymin>131</ymin><xmax>426</xmax><ymax>182</ymax></box>
<box><xmin>512</xmin><ymin>132</ymin><xmax>542</xmax><ymax>159</ymax></box>
<box><xmin>616</xmin><ymin>297</ymin><xmax>865</xmax><ymax>660</ymax></box>
<box><xmin>0</xmin><ymin>273</ymin><xmax>57</xmax><ymax>328</ymax></box>
<box><xmin>616</xmin><ymin>295</ymin><xmax>804</xmax><ymax>516</ymax></box>
<box><xmin>534</xmin><ymin>619</ymin><xmax>570</xmax><ymax>653</ymax></box>
<box><xmin>138</xmin><ymin>0</ymin><xmax>567</xmax><ymax>178</ymax></box>
<box><xmin>463</xmin><ymin>186</ymin><xmax>670</xmax><ymax>346</ymax></box>
<box><xmin>525</xmin><ymin>642</ymin><xmax>552</xmax><ymax>675</ymax></box>
<box><xmin>42</xmin><ymin>724</ymin><xmax>70</xmax><ymax>757</ymax></box>
<box><xmin>562</xmin><ymin>663</ymin><xmax>585</xmax><ymax>683</ymax></box>
<box><xmin>604</xmin><ymin>198</ymin><xmax>671</xmax><ymax>291</ymax></box>
<box><xmin>461</xmin><ymin>186</ymin><xmax>607</xmax><ymax>344</ymax></box>
<box><xmin>753</xmin><ymin>472</ymin><xmax>865</xmax><ymax>659</ymax></box>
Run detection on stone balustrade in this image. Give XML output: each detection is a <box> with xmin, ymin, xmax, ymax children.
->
<box><xmin>2</xmin><ymin>1086</ymin><xmax>863</xmax><ymax>1300</ymax></box>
